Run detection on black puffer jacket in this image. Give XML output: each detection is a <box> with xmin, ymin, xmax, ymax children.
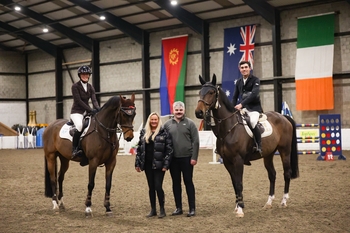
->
<box><xmin>135</xmin><ymin>127</ymin><xmax>173</xmax><ymax>171</ymax></box>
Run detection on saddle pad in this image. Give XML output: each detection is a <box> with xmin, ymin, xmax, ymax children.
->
<box><xmin>243</xmin><ymin>119</ymin><xmax>273</xmax><ymax>138</ymax></box>
<box><xmin>59</xmin><ymin>119</ymin><xmax>91</xmax><ymax>141</ymax></box>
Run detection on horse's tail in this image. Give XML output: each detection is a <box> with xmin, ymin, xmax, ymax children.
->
<box><xmin>44</xmin><ymin>156</ymin><xmax>56</xmax><ymax>197</ymax></box>
<box><xmin>284</xmin><ymin>115</ymin><xmax>299</xmax><ymax>179</ymax></box>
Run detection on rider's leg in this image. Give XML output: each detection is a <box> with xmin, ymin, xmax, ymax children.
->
<box><xmin>247</xmin><ymin>111</ymin><xmax>262</xmax><ymax>154</ymax></box>
<box><xmin>72</xmin><ymin>129</ymin><xmax>83</xmax><ymax>158</ymax></box>
<box><xmin>70</xmin><ymin>113</ymin><xmax>84</xmax><ymax>159</ymax></box>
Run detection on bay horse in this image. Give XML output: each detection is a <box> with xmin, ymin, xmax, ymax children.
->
<box><xmin>43</xmin><ymin>94</ymin><xmax>136</xmax><ymax>216</ymax></box>
<box><xmin>195</xmin><ymin>74</ymin><xmax>299</xmax><ymax>217</ymax></box>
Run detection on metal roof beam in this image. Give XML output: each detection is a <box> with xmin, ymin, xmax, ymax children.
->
<box><xmin>242</xmin><ymin>0</ymin><xmax>277</xmax><ymax>25</ymax></box>
<box><xmin>0</xmin><ymin>0</ymin><xmax>93</xmax><ymax>51</ymax></box>
<box><xmin>0</xmin><ymin>42</ymin><xmax>15</xmax><ymax>51</ymax></box>
<box><xmin>0</xmin><ymin>21</ymin><xmax>57</xmax><ymax>56</ymax></box>
<box><xmin>154</xmin><ymin>0</ymin><xmax>204</xmax><ymax>35</ymax></box>
<box><xmin>67</xmin><ymin>0</ymin><xmax>144</xmax><ymax>44</ymax></box>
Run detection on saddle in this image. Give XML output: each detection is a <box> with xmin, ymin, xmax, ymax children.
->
<box><xmin>59</xmin><ymin>116</ymin><xmax>91</xmax><ymax>141</ymax></box>
<box><xmin>240</xmin><ymin>111</ymin><xmax>273</xmax><ymax>138</ymax></box>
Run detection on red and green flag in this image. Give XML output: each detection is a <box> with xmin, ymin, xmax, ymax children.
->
<box><xmin>160</xmin><ymin>35</ymin><xmax>188</xmax><ymax>116</ymax></box>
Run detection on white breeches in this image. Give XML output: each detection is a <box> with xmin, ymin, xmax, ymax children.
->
<box><xmin>242</xmin><ymin>108</ymin><xmax>259</xmax><ymax>128</ymax></box>
<box><xmin>70</xmin><ymin>113</ymin><xmax>84</xmax><ymax>131</ymax></box>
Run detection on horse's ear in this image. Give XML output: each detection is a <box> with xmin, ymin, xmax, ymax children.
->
<box><xmin>212</xmin><ymin>74</ymin><xmax>217</xmax><ymax>86</ymax></box>
<box><xmin>199</xmin><ymin>75</ymin><xmax>206</xmax><ymax>85</ymax></box>
<box><xmin>131</xmin><ymin>93</ymin><xmax>135</xmax><ymax>102</ymax></box>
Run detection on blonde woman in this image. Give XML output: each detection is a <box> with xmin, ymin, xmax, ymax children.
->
<box><xmin>135</xmin><ymin>112</ymin><xmax>173</xmax><ymax>218</ymax></box>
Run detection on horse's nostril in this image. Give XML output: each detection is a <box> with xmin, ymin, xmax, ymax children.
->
<box><xmin>195</xmin><ymin>111</ymin><xmax>203</xmax><ymax>119</ymax></box>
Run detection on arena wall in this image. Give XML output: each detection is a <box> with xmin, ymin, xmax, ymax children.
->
<box><xmin>0</xmin><ymin>1</ymin><xmax>349</xmax><ymax>129</ymax></box>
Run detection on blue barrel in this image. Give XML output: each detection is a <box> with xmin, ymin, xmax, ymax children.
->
<box><xmin>36</xmin><ymin>127</ymin><xmax>45</xmax><ymax>147</ymax></box>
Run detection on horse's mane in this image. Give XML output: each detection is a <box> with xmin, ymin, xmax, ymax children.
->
<box><xmin>218</xmin><ymin>87</ymin><xmax>236</xmax><ymax>112</ymax></box>
<box><xmin>101</xmin><ymin>96</ymin><xmax>121</xmax><ymax>110</ymax></box>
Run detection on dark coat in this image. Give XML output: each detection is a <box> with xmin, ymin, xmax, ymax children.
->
<box><xmin>232</xmin><ymin>74</ymin><xmax>263</xmax><ymax>113</ymax></box>
<box><xmin>135</xmin><ymin>127</ymin><xmax>173</xmax><ymax>171</ymax></box>
<box><xmin>71</xmin><ymin>81</ymin><xmax>99</xmax><ymax>114</ymax></box>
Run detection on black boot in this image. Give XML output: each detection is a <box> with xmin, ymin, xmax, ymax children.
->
<box><xmin>147</xmin><ymin>191</ymin><xmax>157</xmax><ymax>217</ymax></box>
<box><xmin>71</xmin><ymin>130</ymin><xmax>82</xmax><ymax>159</ymax></box>
<box><xmin>252</xmin><ymin>127</ymin><xmax>262</xmax><ymax>155</ymax></box>
<box><xmin>159</xmin><ymin>206</ymin><xmax>166</xmax><ymax>218</ymax></box>
<box><xmin>158</xmin><ymin>197</ymin><xmax>166</xmax><ymax>218</ymax></box>
<box><xmin>146</xmin><ymin>208</ymin><xmax>157</xmax><ymax>217</ymax></box>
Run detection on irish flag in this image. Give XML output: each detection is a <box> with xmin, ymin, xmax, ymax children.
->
<box><xmin>160</xmin><ymin>35</ymin><xmax>188</xmax><ymax>116</ymax></box>
<box><xmin>295</xmin><ymin>13</ymin><xmax>335</xmax><ymax>110</ymax></box>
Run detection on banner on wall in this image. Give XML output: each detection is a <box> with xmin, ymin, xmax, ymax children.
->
<box><xmin>222</xmin><ymin>25</ymin><xmax>256</xmax><ymax>99</ymax></box>
<box><xmin>159</xmin><ymin>35</ymin><xmax>188</xmax><ymax>116</ymax></box>
<box><xmin>295</xmin><ymin>13</ymin><xmax>335</xmax><ymax>110</ymax></box>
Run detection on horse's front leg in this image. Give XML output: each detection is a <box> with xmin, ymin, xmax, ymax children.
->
<box><xmin>57</xmin><ymin>157</ymin><xmax>70</xmax><ymax>210</ymax></box>
<box><xmin>263</xmin><ymin>155</ymin><xmax>276</xmax><ymax>209</ymax></box>
<box><xmin>104</xmin><ymin>155</ymin><xmax>116</xmax><ymax>216</ymax></box>
<box><xmin>223</xmin><ymin>157</ymin><xmax>245</xmax><ymax>217</ymax></box>
<box><xmin>85</xmin><ymin>164</ymin><xmax>98</xmax><ymax>217</ymax></box>
<box><xmin>45</xmin><ymin>156</ymin><xmax>59</xmax><ymax>210</ymax></box>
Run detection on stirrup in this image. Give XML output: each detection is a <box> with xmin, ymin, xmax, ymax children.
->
<box><xmin>72</xmin><ymin>149</ymin><xmax>82</xmax><ymax>159</ymax></box>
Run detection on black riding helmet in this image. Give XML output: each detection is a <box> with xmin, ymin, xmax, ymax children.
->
<box><xmin>77</xmin><ymin>65</ymin><xmax>92</xmax><ymax>83</ymax></box>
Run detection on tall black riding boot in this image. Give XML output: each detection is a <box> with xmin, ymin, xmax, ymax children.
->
<box><xmin>252</xmin><ymin>127</ymin><xmax>262</xmax><ymax>155</ymax></box>
<box><xmin>71</xmin><ymin>130</ymin><xmax>82</xmax><ymax>159</ymax></box>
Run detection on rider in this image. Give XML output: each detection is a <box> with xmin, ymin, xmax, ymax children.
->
<box><xmin>70</xmin><ymin>65</ymin><xmax>100</xmax><ymax>159</ymax></box>
<box><xmin>232</xmin><ymin>60</ymin><xmax>263</xmax><ymax>155</ymax></box>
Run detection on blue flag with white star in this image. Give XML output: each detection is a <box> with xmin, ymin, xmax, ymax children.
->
<box><xmin>222</xmin><ymin>25</ymin><xmax>256</xmax><ymax>100</ymax></box>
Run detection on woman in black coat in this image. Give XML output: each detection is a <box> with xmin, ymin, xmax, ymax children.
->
<box><xmin>135</xmin><ymin>112</ymin><xmax>173</xmax><ymax>218</ymax></box>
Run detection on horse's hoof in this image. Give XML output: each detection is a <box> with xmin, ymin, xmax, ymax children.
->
<box><xmin>106</xmin><ymin>211</ymin><xmax>113</xmax><ymax>217</ymax></box>
<box><xmin>85</xmin><ymin>207</ymin><xmax>93</xmax><ymax>217</ymax></box>
<box><xmin>235</xmin><ymin>206</ymin><xmax>244</xmax><ymax>217</ymax></box>
<box><xmin>281</xmin><ymin>203</ymin><xmax>288</xmax><ymax>208</ymax></box>
<box><xmin>263</xmin><ymin>204</ymin><xmax>273</xmax><ymax>209</ymax></box>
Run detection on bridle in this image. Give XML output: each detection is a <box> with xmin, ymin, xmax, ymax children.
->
<box><xmin>197</xmin><ymin>83</ymin><xmax>218</xmax><ymax>110</ymax></box>
<box><xmin>118</xmin><ymin>106</ymin><xmax>136</xmax><ymax>136</ymax></box>
<box><xmin>86</xmin><ymin>105</ymin><xmax>136</xmax><ymax>148</ymax></box>
<box><xmin>198</xmin><ymin>83</ymin><xmax>242</xmax><ymax>140</ymax></box>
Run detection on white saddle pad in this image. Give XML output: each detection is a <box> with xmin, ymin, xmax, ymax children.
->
<box><xmin>59</xmin><ymin>118</ymin><xmax>91</xmax><ymax>141</ymax></box>
<box><xmin>242</xmin><ymin>113</ymin><xmax>273</xmax><ymax>138</ymax></box>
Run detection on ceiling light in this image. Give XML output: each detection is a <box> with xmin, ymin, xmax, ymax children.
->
<box><xmin>43</xmin><ymin>28</ymin><xmax>48</xmax><ymax>33</ymax></box>
<box><xmin>99</xmin><ymin>15</ymin><xmax>106</xmax><ymax>20</ymax></box>
<box><xmin>170</xmin><ymin>0</ymin><xmax>177</xmax><ymax>6</ymax></box>
<box><xmin>14</xmin><ymin>6</ymin><xmax>21</xmax><ymax>11</ymax></box>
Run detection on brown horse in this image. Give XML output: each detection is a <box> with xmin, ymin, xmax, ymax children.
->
<box><xmin>44</xmin><ymin>94</ymin><xmax>136</xmax><ymax>216</ymax></box>
<box><xmin>195</xmin><ymin>74</ymin><xmax>298</xmax><ymax>217</ymax></box>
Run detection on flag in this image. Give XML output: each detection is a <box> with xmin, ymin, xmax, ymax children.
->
<box><xmin>281</xmin><ymin>101</ymin><xmax>293</xmax><ymax>118</ymax></box>
<box><xmin>295</xmin><ymin>13</ymin><xmax>335</xmax><ymax>110</ymax></box>
<box><xmin>160</xmin><ymin>35</ymin><xmax>188</xmax><ymax>116</ymax></box>
<box><xmin>222</xmin><ymin>25</ymin><xmax>256</xmax><ymax>99</ymax></box>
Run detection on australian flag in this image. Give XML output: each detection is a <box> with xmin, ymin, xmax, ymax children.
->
<box><xmin>222</xmin><ymin>25</ymin><xmax>256</xmax><ymax>99</ymax></box>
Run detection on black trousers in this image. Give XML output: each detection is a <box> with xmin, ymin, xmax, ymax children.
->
<box><xmin>144</xmin><ymin>160</ymin><xmax>165</xmax><ymax>208</ymax></box>
<box><xmin>169</xmin><ymin>156</ymin><xmax>195</xmax><ymax>210</ymax></box>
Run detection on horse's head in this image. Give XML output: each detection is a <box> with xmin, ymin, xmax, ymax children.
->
<box><xmin>195</xmin><ymin>74</ymin><xmax>218</xmax><ymax>119</ymax></box>
<box><xmin>119</xmin><ymin>93</ymin><xmax>136</xmax><ymax>141</ymax></box>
